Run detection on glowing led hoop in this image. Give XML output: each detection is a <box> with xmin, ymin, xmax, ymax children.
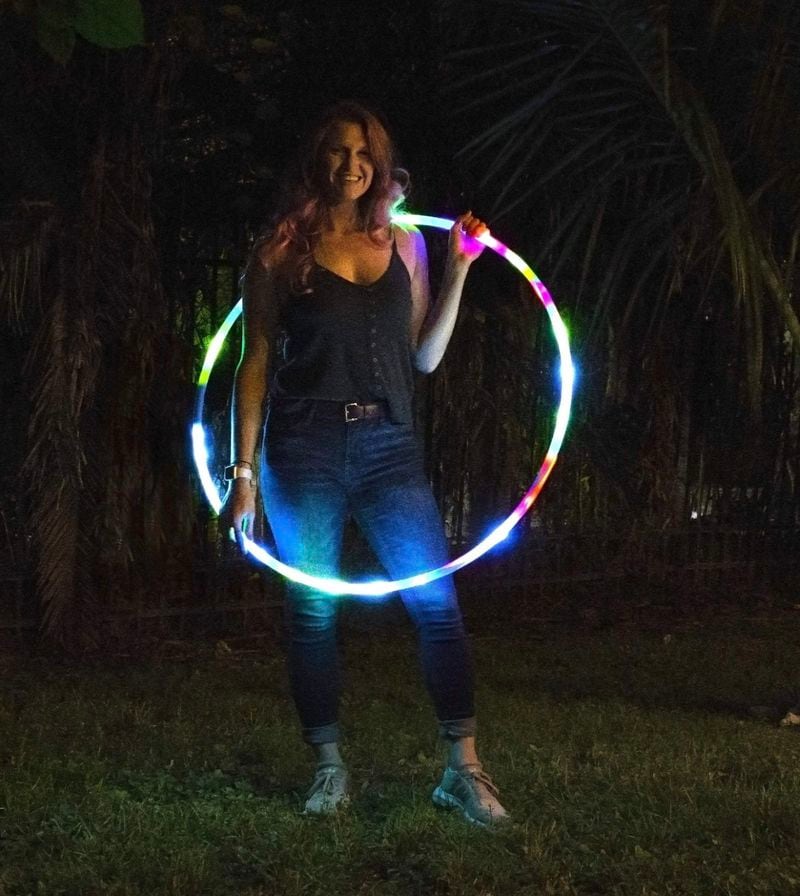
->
<box><xmin>192</xmin><ymin>213</ymin><xmax>575</xmax><ymax>596</ymax></box>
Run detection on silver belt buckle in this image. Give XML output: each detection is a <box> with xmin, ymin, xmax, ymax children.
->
<box><xmin>344</xmin><ymin>402</ymin><xmax>361</xmax><ymax>422</ymax></box>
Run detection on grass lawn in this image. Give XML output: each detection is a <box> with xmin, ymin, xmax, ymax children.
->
<box><xmin>1</xmin><ymin>590</ymin><xmax>799</xmax><ymax>895</ymax></box>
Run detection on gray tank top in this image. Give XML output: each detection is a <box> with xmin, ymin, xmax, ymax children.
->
<box><xmin>270</xmin><ymin>238</ymin><xmax>415</xmax><ymax>424</ymax></box>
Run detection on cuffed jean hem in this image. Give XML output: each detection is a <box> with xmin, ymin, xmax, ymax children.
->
<box><xmin>438</xmin><ymin>716</ymin><xmax>477</xmax><ymax>741</ymax></box>
<box><xmin>301</xmin><ymin>722</ymin><xmax>341</xmax><ymax>746</ymax></box>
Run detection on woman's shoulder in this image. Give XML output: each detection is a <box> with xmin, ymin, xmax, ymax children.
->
<box><xmin>392</xmin><ymin>222</ymin><xmax>426</xmax><ymax>269</ymax></box>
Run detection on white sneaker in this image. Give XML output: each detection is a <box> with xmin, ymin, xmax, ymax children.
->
<box><xmin>432</xmin><ymin>763</ymin><xmax>510</xmax><ymax>827</ymax></box>
<box><xmin>303</xmin><ymin>764</ymin><xmax>350</xmax><ymax>815</ymax></box>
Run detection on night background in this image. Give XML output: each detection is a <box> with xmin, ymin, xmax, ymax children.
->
<box><xmin>1</xmin><ymin>1</ymin><xmax>799</xmax><ymax>893</ymax></box>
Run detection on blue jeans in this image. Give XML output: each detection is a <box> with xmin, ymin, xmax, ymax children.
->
<box><xmin>260</xmin><ymin>399</ymin><xmax>476</xmax><ymax>745</ymax></box>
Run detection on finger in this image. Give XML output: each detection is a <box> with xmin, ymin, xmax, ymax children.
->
<box><xmin>237</xmin><ymin>514</ymin><xmax>253</xmax><ymax>553</ymax></box>
<box><xmin>231</xmin><ymin>520</ymin><xmax>246</xmax><ymax>552</ymax></box>
<box><xmin>468</xmin><ymin>221</ymin><xmax>489</xmax><ymax>239</ymax></box>
<box><xmin>229</xmin><ymin>519</ymin><xmax>246</xmax><ymax>552</ymax></box>
<box><xmin>458</xmin><ymin>212</ymin><xmax>487</xmax><ymax>236</ymax></box>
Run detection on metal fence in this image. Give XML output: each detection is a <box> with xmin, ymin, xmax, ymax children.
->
<box><xmin>461</xmin><ymin>523</ymin><xmax>800</xmax><ymax>596</ymax></box>
<box><xmin>2</xmin><ymin>522</ymin><xmax>798</xmax><ymax>643</ymax></box>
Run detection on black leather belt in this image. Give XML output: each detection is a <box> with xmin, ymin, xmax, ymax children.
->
<box><xmin>343</xmin><ymin>401</ymin><xmax>387</xmax><ymax>422</ymax></box>
<box><xmin>271</xmin><ymin>399</ymin><xmax>389</xmax><ymax>423</ymax></box>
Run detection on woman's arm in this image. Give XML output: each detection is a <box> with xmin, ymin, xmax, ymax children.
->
<box><xmin>408</xmin><ymin>211</ymin><xmax>488</xmax><ymax>373</ymax></box>
<box><xmin>225</xmin><ymin>257</ymin><xmax>277</xmax><ymax>548</ymax></box>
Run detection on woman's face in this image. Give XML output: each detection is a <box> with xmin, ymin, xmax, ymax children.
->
<box><xmin>322</xmin><ymin>120</ymin><xmax>374</xmax><ymax>205</ymax></box>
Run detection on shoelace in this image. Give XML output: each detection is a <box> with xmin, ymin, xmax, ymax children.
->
<box><xmin>457</xmin><ymin>765</ymin><xmax>500</xmax><ymax>798</ymax></box>
<box><xmin>308</xmin><ymin>765</ymin><xmax>345</xmax><ymax>798</ymax></box>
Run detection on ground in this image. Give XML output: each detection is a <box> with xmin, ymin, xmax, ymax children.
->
<box><xmin>1</xmin><ymin>584</ymin><xmax>799</xmax><ymax>895</ymax></box>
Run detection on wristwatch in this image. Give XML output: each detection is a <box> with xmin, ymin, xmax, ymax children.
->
<box><xmin>224</xmin><ymin>464</ymin><xmax>254</xmax><ymax>482</ymax></box>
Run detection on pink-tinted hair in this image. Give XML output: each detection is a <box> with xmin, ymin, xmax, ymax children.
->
<box><xmin>255</xmin><ymin>101</ymin><xmax>408</xmax><ymax>293</ymax></box>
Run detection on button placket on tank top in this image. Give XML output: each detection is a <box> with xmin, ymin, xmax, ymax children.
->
<box><xmin>366</xmin><ymin>287</ymin><xmax>384</xmax><ymax>393</ymax></box>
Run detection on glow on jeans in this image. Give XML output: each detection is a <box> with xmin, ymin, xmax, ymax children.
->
<box><xmin>191</xmin><ymin>213</ymin><xmax>575</xmax><ymax>596</ymax></box>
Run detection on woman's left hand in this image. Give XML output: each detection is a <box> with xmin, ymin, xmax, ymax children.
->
<box><xmin>448</xmin><ymin>211</ymin><xmax>489</xmax><ymax>267</ymax></box>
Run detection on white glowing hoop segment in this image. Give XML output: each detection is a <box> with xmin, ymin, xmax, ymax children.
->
<box><xmin>192</xmin><ymin>213</ymin><xmax>575</xmax><ymax>596</ymax></box>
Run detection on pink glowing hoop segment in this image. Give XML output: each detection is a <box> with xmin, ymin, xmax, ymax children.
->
<box><xmin>191</xmin><ymin>213</ymin><xmax>574</xmax><ymax>596</ymax></box>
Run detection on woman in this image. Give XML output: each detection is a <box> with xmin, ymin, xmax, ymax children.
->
<box><xmin>224</xmin><ymin>101</ymin><xmax>508</xmax><ymax>826</ymax></box>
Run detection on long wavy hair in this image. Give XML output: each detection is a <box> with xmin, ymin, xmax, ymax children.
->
<box><xmin>256</xmin><ymin>101</ymin><xmax>409</xmax><ymax>293</ymax></box>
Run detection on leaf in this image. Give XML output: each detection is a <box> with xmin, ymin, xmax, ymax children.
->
<box><xmin>35</xmin><ymin>0</ymin><xmax>78</xmax><ymax>63</ymax></box>
<box><xmin>449</xmin><ymin>0</ymin><xmax>800</xmax><ymax>422</ymax></box>
<box><xmin>74</xmin><ymin>0</ymin><xmax>144</xmax><ymax>49</ymax></box>
<box><xmin>250</xmin><ymin>37</ymin><xmax>277</xmax><ymax>54</ymax></box>
<box><xmin>220</xmin><ymin>4</ymin><xmax>244</xmax><ymax>19</ymax></box>
<box><xmin>35</xmin><ymin>18</ymin><xmax>76</xmax><ymax>63</ymax></box>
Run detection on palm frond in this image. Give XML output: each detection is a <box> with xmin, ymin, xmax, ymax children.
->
<box><xmin>448</xmin><ymin>0</ymin><xmax>800</xmax><ymax>414</ymax></box>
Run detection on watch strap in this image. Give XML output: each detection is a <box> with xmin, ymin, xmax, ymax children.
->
<box><xmin>224</xmin><ymin>464</ymin><xmax>254</xmax><ymax>481</ymax></box>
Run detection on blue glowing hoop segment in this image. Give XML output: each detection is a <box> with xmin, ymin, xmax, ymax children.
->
<box><xmin>192</xmin><ymin>213</ymin><xmax>575</xmax><ymax>596</ymax></box>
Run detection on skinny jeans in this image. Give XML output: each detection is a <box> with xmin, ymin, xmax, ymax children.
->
<box><xmin>260</xmin><ymin>399</ymin><xmax>476</xmax><ymax>745</ymax></box>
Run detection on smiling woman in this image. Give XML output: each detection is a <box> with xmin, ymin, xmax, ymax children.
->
<box><xmin>324</xmin><ymin>121</ymin><xmax>375</xmax><ymax>203</ymax></box>
<box><xmin>219</xmin><ymin>100</ymin><xmax>508</xmax><ymax>826</ymax></box>
<box><xmin>258</xmin><ymin>102</ymin><xmax>408</xmax><ymax>295</ymax></box>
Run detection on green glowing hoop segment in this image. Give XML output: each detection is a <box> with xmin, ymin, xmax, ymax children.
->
<box><xmin>192</xmin><ymin>213</ymin><xmax>575</xmax><ymax>596</ymax></box>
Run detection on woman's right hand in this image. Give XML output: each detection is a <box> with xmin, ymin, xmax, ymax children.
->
<box><xmin>221</xmin><ymin>478</ymin><xmax>257</xmax><ymax>553</ymax></box>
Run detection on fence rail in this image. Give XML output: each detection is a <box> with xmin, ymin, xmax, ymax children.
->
<box><xmin>2</xmin><ymin>524</ymin><xmax>798</xmax><ymax>640</ymax></box>
<box><xmin>463</xmin><ymin>524</ymin><xmax>800</xmax><ymax>592</ymax></box>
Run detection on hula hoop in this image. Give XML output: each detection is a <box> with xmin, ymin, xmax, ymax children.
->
<box><xmin>191</xmin><ymin>212</ymin><xmax>574</xmax><ymax>596</ymax></box>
